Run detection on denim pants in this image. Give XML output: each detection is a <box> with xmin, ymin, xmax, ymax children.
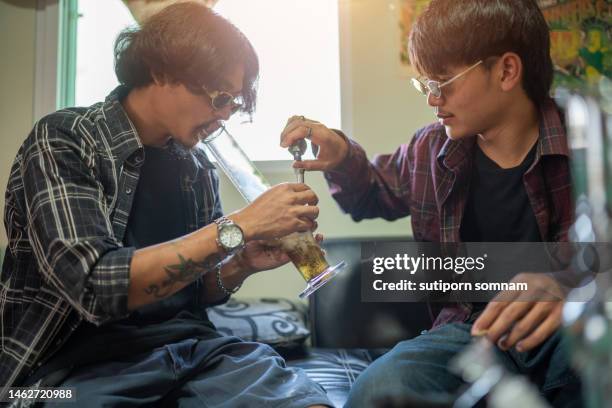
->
<box><xmin>43</xmin><ymin>335</ymin><xmax>331</xmax><ymax>408</ymax></box>
<box><xmin>345</xmin><ymin>322</ymin><xmax>582</xmax><ymax>408</ymax></box>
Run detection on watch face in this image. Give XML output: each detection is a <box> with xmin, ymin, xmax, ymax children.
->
<box><xmin>220</xmin><ymin>224</ymin><xmax>244</xmax><ymax>249</ymax></box>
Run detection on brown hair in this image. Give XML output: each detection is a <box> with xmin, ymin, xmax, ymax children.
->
<box><xmin>114</xmin><ymin>1</ymin><xmax>259</xmax><ymax>114</ymax></box>
<box><xmin>408</xmin><ymin>0</ymin><xmax>553</xmax><ymax>104</ymax></box>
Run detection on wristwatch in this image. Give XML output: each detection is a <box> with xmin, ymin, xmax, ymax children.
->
<box><xmin>214</xmin><ymin>216</ymin><xmax>245</xmax><ymax>254</ymax></box>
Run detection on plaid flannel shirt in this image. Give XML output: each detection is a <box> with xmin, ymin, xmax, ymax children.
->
<box><xmin>325</xmin><ymin>98</ymin><xmax>573</xmax><ymax>325</ymax></box>
<box><xmin>1</xmin><ymin>86</ymin><xmax>223</xmax><ymax>393</ymax></box>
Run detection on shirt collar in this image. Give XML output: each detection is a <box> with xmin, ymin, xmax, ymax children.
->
<box><xmin>102</xmin><ymin>85</ymin><xmax>144</xmax><ymax>165</ymax></box>
<box><xmin>537</xmin><ymin>97</ymin><xmax>569</xmax><ymax>157</ymax></box>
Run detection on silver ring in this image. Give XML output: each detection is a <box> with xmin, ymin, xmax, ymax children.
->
<box><xmin>298</xmin><ymin>115</ymin><xmax>306</xmax><ymax>121</ymax></box>
<box><xmin>305</xmin><ymin>126</ymin><xmax>312</xmax><ymax>139</ymax></box>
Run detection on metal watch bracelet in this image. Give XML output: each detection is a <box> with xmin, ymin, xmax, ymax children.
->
<box><xmin>215</xmin><ymin>263</ymin><xmax>241</xmax><ymax>296</ymax></box>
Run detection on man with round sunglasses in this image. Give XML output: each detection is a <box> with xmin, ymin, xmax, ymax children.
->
<box><xmin>281</xmin><ymin>0</ymin><xmax>579</xmax><ymax>406</ymax></box>
<box><xmin>1</xmin><ymin>2</ymin><xmax>332</xmax><ymax>407</ymax></box>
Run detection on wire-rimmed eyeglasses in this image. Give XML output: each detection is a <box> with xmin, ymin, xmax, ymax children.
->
<box><xmin>202</xmin><ymin>86</ymin><xmax>244</xmax><ymax>114</ymax></box>
<box><xmin>411</xmin><ymin>60</ymin><xmax>484</xmax><ymax>99</ymax></box>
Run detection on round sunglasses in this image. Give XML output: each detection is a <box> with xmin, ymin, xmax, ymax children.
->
<box><xmin>202</xmin><ymin>85</ymin><xmax>244</xmax><ymax>114</ymax></box>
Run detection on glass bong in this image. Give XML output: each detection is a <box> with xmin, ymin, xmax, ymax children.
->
<box><xmin>203</xmin><ymin>126</ymin><xmax>345</xmax><ymax>298</ymax></box>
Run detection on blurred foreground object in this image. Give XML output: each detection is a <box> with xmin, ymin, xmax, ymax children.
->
<box><xmin>450</xmin><ymin>338</ymin><xmax>550</xmax><ymax>408</ymax></box>
<box><xmin>562</xmin><ymin>88</ymin><xmax>612</xmax><ymax>408</ymax></box>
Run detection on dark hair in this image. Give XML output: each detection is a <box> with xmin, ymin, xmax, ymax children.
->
<box><xmin>114</xmin><ymin>1</ymin><xmax>259</xmax><ymax>115</ymax></box>
<box><xmin>408</xmin><ymin>0</ymin><xmax>553</xmax><ymax>104</ymax></box>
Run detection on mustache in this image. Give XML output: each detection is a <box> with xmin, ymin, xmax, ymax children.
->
<box><xmin>197</xmin><ymin>122</ymin><xmax>225</xmax><ymax>141</ymax></box>
<box><xmin>199</xmin><ymin>120</ymin><xmax>222</xmax><ymax>134</ymax></box>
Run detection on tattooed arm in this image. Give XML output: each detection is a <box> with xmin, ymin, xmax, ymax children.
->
<box><xmin>126</xmin><ymin>183</ymin><xmax>319</xmax><ymax>311</ymax></box>
<box><xmin>127</xmin><ymin>221</ymin><xmax>225</xmax><ymax>311</ymax></box>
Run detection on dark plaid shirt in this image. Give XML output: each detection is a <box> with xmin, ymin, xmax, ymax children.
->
<box><xmin>1</xmin><ymin>87</ymin><xmax>222</xmax><ymax>392</ymax></box>
<box><xmin>325</xmin><ymin>99</ymin><xmax>573</xmax><ymax>324</ymax></box>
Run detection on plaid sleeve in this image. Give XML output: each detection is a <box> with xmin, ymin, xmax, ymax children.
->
<box><xmin>21</xmin><ymin>118</ymin><xmax>132</xmax><ymax>325</ymax></box>
<box><xmin>324</xmin><ymin>130</ymin><xmax>412</xmax><ymax>221</ymax></box>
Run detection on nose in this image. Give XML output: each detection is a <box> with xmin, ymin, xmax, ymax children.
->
<box><xmin>427</xmin><ymin>91</ymin><xmax>444</xmax><ymax>108</ymax></box>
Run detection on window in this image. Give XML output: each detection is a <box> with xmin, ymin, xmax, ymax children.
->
<box><xmin>74</xmin><ymin>0</ymin><xmax>341</xmax><ymax>161</ymax></box>
<box><xmin>74</xmin><ymin>1</ymin><xmax>134</xmax><ymax>108</ymax></box>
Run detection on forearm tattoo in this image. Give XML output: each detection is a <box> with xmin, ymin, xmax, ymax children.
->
<box><xmin>144</xmin><ymin>253</ymin><xmax>222</xmax><ymax>298</ymax></box>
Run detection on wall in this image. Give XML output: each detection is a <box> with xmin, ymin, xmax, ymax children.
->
<box><xmin>0</xmin><ymin>0</ymin><xmax>37</xmax><ymax>245</ymax></box>
<box><xmin>0</xmin><ymin>0</ymin><xmax>435</xmax><ymax>299</ymax></box>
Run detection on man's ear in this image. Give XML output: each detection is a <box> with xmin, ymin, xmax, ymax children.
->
<box><xmin>151</xmin><ymin>72</ymin><xmax>181</xmax><ymax>88</ymax></box>
<box><xmin>497</xmin><ymin>52</ymin><xmax>523</xmax><ymax>93</ymax></box>
<box><xmin>151</xmin><ymin>71</ymin><xmax>167</xmax><ymax>86</ymax></box>
<box><xmin>151</xmin><ymin>72</ymin><xmax>182</xmax><ymax>89</ymax></box>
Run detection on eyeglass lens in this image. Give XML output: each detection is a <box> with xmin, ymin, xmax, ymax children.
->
<box><xmin>212</xmin><ymin>93</ymin><xmax>233</xmax><ymax>109</ymax></box>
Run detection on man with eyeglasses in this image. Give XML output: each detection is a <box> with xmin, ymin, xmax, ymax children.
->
<box><xmin>281</xmin><ymin>0</ymin><xmax>579</xmax><ymax>406</ymax></box>
<box><xmin>0</xmin><ymin>3</ymin><xmax>333</xmax><ymax>407</ymax></box>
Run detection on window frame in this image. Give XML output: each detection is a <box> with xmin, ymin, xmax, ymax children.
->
<box><xmin>57</xmin><ymin>0</ymin><xmax>78</xmax><ymax>109</ymax></box>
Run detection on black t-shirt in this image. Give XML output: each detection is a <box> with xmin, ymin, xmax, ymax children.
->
<box><xmin>121</xmin><ymin>145</ymin><xmax>201</xmax><ymax>324</ymax></box>
<box><xmin>460</xmin><ymin>142</ymin><xmax>541</xmax><ymax>243</ymax></box>
<box><xmin>28</xmin><ymin>145</ymin><xmax>215</xmax><ymax>383</ymax></box>
<box><xmin>460</xmin><ymin>141</ymin><xmax>541</xmax><ymax>314</ymax></box>
<box><xmin>123</xmin><ymin>145</ymin><xmax>188</xmax><ymax>249</ymax></box>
